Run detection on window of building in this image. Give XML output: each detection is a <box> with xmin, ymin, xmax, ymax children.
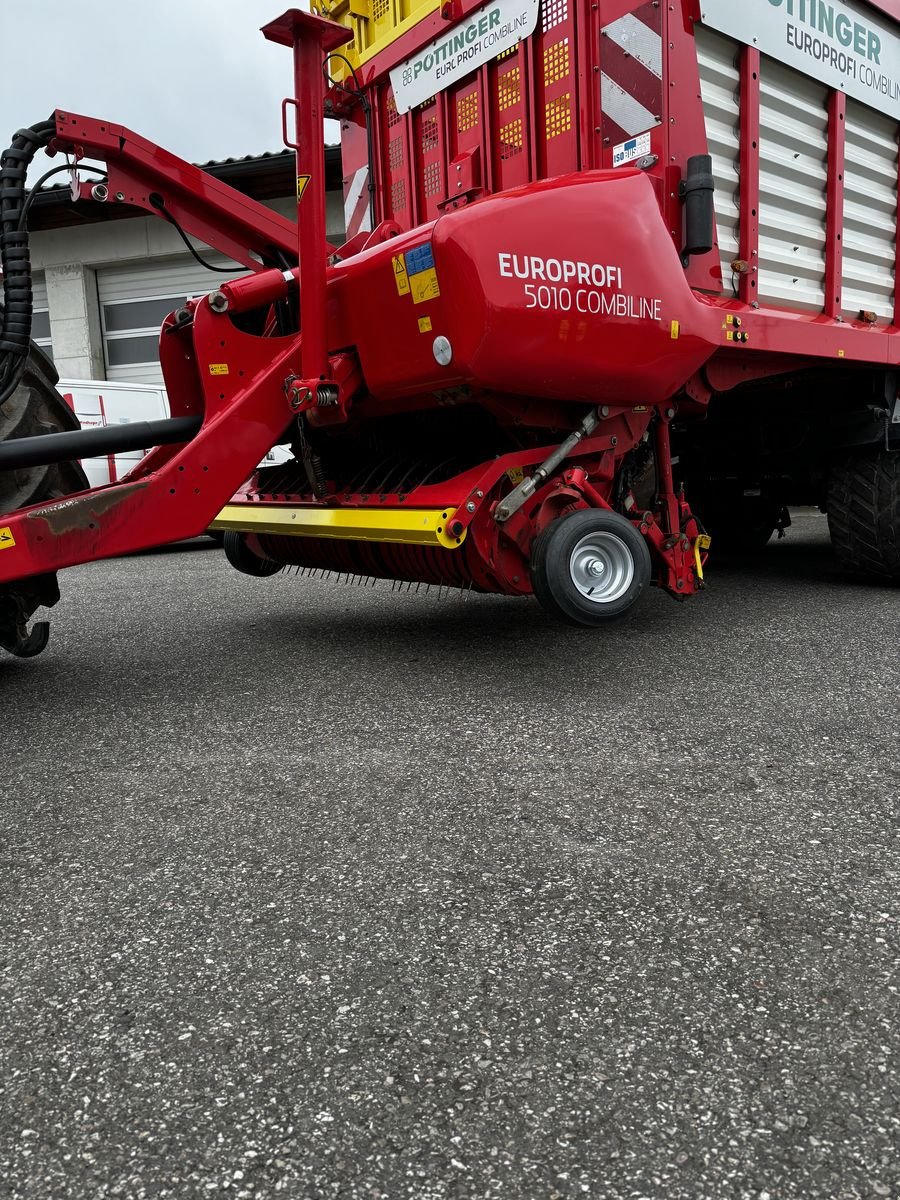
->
<box><xmin>32</xmin><ymin>308</ymin><xmax>52</xmax><ymax>360</ymax></box>
<box><xmin>100</xmin><ymin>294</ymin><xmax>188</xmax><ymax>372</ymax></box>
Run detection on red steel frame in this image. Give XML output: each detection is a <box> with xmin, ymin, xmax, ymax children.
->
<box><xmin>1</xmin><ymin>0</ymin><xmax>900</xmax><ymax>596</ymax></box>
<box><xmin>0</xmin><ymin>9</ymin><xmax>355</xmax><ymax>587</ymax></box>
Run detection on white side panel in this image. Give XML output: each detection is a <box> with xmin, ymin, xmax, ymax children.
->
<box><xmin>695</xmin><ymin>25</ymin><xmax>740</xmax><ymax>290</ymax></box>
<box><xmin>758</xmin><ymin>58</ymin><xmax>828</xmax><ymax>312</ymax></box>
<box><xmin>56</xmin><ymin>379</ymin><xmax>170</xmax><ymax>488</ymax></box>
<box><xmin>842</xmin><ymin>100</ymin><xmax>898</xmax><ymax>322</ymax></box>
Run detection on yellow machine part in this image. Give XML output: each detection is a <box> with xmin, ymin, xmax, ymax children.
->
<box><xmin>210</xmin><ymin>504</ymin><xmax>466</xmax><ymax>550</ymax></box>
<box><xmin>312</xmin><ymin>0</ymin><xmax>440</xmax><ymax>74</ymax></box>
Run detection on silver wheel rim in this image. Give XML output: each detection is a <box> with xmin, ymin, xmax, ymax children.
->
<box><xmin>569</xmin><ymin>531</ymin><xmax>634</xmax><ymax>604</ymax></box>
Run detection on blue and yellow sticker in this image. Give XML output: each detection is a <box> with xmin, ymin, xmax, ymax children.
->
<box><xmin>393</xmin><ymin>242</ymin><xmax>440</xmax><ymax>306</ymax></box>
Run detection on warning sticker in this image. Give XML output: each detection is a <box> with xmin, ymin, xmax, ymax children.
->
<box><xmin>405</xmin><ymin>242</ymin><xmax>441</xmax><ymax>305</ymax></box>
<box><xmin>209</xmin><ymin>363</ymin><xmax>229</xmax><ymax>376</ymax></box>
<box><xmin>410</xmin><ymin>270</ymin><xmax>440</xmax><ymax>304</ymax></box>
<box><xmin>296</xmin><ymin>174</ymin><xmax>311</xmax><ymax>201</ymax></box>
<box><xmin>0</xmin><ymin>527</ymin><xmax>15</xmax><ymax>550</ymax></box>
<box><xmin>417</xmin><ymin>315</ymin><xmax>433</xmax><ymax>333</ymax></box>
<box><xmin>393</xmin><ymin>254</ymin><xmax>411</xmax><ymax>296</ymax></box>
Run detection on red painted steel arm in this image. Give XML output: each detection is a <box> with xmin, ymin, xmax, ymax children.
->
<box><xmin>0</xmin><ymin>9</ymin><xmax>359</xmax><ymax>589</ymax></box>
<box><xmin>0</xmin><ymin>301</ymin><xmax>297</xmax><ymax>584</ymax></box>
<box><xmin>262</xmin><ymin>9</ymin><xmax>351</xmax><ymax>380</ymax></box>
<box><xmin>52</xmin><ymin>111</ymin><xmax>301</xmax><ymax>270</ymax></box>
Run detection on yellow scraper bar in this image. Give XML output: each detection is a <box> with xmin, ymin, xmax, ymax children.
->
<box><xmin>210</xmin><ymin>504</ymin><xmax>465</xmax><ymax>550</ymax></box>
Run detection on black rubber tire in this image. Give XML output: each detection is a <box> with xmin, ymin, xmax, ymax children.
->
<box><xmin>0</xmin><ymin>344</ymin><xmax>89</xmax><ymax>656</ymax></box>
<box><xmin>530</xmin><ymin>508</ymin><xmax>652</xmax><ymax>626</ymax></box>
<box><xmin>0</xmin><ymin>345</ymin><xmax>88</xmax><ymax>514</ymax></box>
<box><xmin>223</xmin><ymin>530</ymin><xmax>281</xmax><ymax>577</ymax></box>
<box><xmin>827</xmin><ymin>450</ymin><xmax>900</xmax><ymax>581</ymax></box>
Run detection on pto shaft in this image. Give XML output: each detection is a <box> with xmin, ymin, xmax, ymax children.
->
<box><xmin>0</xmin><ymin>415</ymin><xmax>201</xmax><ymax>471</ymax></box>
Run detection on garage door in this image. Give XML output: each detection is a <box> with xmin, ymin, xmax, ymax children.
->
<box><xmin>97</xmin><ymin>254</ymin><xmax>244</xmax><ymax>384</ymax></box>
<box><xmin>32</xmin><ymin>272</ymin><xmax>52</xmax><ymax>360</ymax></box>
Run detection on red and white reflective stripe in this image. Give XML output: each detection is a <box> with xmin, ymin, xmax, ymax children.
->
<box><xmin>344</xmin><ymin>165</ymin><xmax>372</xmax><ymax>240</ymax></box>
<box><xmin>601</xmin><ymin>4</ymin><xmax>663</xmax><ymax>147</ymax></box>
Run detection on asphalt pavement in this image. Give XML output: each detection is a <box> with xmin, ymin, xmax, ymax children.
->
<box><xmin>1</xmin><ymin>511</ymin><xmax>898</xmax><ymax>1199</ymax></box>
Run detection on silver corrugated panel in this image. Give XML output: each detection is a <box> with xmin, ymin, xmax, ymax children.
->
<box><xmin>695</xmin><ymin>25</ymin><xmax>740</xmax><ymax>288</ymax></box>
<box><xmin>96</xmin><ymin>254</ymin><xmax>242</xmax><ymax>304</ymax></box>
<box><xmin>32</xmin><ymin>272</ymin><xmax>48</xmax><ymax>311</ymax></box>
<box><xmin>758</xmin><ymin>58</ymin><xmax>828</xmax><ymax>312</ymax></box>
<box><xmin>842</xmin><ymin>100</ymin><xmax>898</xmax><ymax>322</ymax></box>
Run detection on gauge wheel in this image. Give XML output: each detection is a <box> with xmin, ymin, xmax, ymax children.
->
<box><xmin>530</xmin><ymin>508</ymin><xmax>651</xmax><ymax>626</ymax></box>
<box><xmin>223</xmin><ymin>531</ymin><xmax>281</xmax><ymax>577</ymax></box>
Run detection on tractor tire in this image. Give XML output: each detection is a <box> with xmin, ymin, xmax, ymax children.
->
<box><xmin>827</xmin><ymin>450</ymin><xmax>900</xmax><ymax>581</ymax></box>
<box><xmin>0</xmin><ymin>344</ymin><xmax>90</xmax><ymax>657</ymax></box>
<box><xmin>0</xmin><ymin>346</ymin><xmax>87</xmax><ymax>513</ymax></box>
<box><xmin>530</xmin><ymin>508</ymin><xmax>651</xmax><ymax>626</ymax></box>
<box><xmin>223</xmin><ymin>530</ymin><xmax>281</xmax><ymax>577</ymax></box>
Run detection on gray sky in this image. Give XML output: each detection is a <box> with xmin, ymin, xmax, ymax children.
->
<box><xmin>0</xmin><ymin>0</ymin><xmax>341</xmax><ymax>171</ymax></box>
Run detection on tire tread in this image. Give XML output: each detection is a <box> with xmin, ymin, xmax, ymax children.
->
<box><xmin>828</xmin><ymin>451</ymin><xmax>900</xmax><ymax>580</ymax></box>
<box><xmin>0</xmin><ymin>345</ymin><xmax>88</xmax><ymax>516</ymax></box>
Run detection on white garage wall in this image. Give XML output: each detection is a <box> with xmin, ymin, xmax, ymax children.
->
<box><xmin>30</xmin><ymin>187</ymin><xmax>345</xmax><ymax>380</ymax></box>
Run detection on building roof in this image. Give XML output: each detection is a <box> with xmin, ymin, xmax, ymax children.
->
<box><xmin>28</xmin><ymin>145</ymin><xmax>344</xmax><ymax>231</ymax></box>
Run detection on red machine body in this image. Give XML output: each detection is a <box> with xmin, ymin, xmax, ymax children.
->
<box><xmin>332</xmin><ymin>172</ymin><xmax>720</xmax><ymax>406</ymax></box>
<box><xmin>1</xmin><ymin>0</ymin><xmax>900</xmax><ymax>649</ymax></box>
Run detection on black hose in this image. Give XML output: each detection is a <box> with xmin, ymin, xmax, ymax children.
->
<box><xmin>0</xmin><ymin>414</ymin><xmax>202</xmax><ymax>471</ymax></box>
<box><xmin>147</xmin><ymin>193</ymin><xmax>238</xmax><ymax>273</ymax></box>
<box><xmin>323</xmin><ymin>53</ymin><xmax>375</xmax><ymax>231</ymax></box>
<box><xmin>17</xmin><ymin>161</ymin><xmax>106</xmax><ymax>232</ymax></box>
<box><xmin>0</xmin><ymin>118</ymin><xmax>56</xmax><ymax>408</ymax></box>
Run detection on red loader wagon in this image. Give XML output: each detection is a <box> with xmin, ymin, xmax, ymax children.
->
<box><xmin>0</xmin><ymin>0</ymin><xmax>899</xmax><ymax>657</ymax></box>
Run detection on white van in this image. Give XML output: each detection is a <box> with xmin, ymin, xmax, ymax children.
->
<box><xmin>56</xmin><ymin>378</ymin><xmax>292</xmax><ymax>487</ymax></box>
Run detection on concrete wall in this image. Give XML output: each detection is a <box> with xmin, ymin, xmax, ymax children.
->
<box><xmin>31</xmin><ymin>190</ymin><xmax>345</xmax><ymax>379</ymax></box>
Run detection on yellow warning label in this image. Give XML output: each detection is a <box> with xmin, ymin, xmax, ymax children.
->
<box><xmin>838</xmin><ymin>349</ymin><xmax>846</xmax><ymax>358</ymax></box>
<box><xmin>670</xmin><ymin>320</ymin><xmax>680</xmax><ymax>340</ymax></box>
<box><xmin>393</xmin><ymin>254</ymin><xmax>410</xmax><ymax>296</ymax></box>
<box><xmin>417</xmin><ymin>316</ymin><xmax>433</xmax><ymax>333</ymax></box>
<box><xmin>411</xmin><ymin>268</ymin><xmax>441</xmax><ymax>305</ymax></box>
<box><xmin>296</xmin><ymin>174</ymin><xmax>311</xmax><ymax>201</ymax></box>
<box><xmin>0</xmin><ymin>526</ymin><xmax>15</xmax><ymax>551</ymax></box>
<box><xmin>726</xmin><ymin>331</ymin><xmax>734</xmax><ymax>341</ymax></box>
<box><xmin>506</xmin><ymin>466</ymin><xmax>525</xmax><ymax>486</ymax></box>
<box><xmin>209</xmin><ymin>363</ymin><xmax>229</xmax><ymax>376</ymax></box>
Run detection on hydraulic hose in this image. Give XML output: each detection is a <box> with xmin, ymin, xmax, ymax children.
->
<box><xmin>0</xmin><ymin>118</ymin><xmax>56</xmax><ymax>409</ymax></box>
<box><xmin>0</xmin><ymin>414</ymin><xmax>202</xmax><ymax>471</ymax></box>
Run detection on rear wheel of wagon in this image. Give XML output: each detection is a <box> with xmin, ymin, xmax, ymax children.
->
<box><xmin>530</xmin><ymin>509</ymin><xmax>652</xmax><ymax>626</ymax></box>
<box><xmin>827</xmin><ymin>450</ymin><xmax>900</xmax><ymax>582</ymax></box>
